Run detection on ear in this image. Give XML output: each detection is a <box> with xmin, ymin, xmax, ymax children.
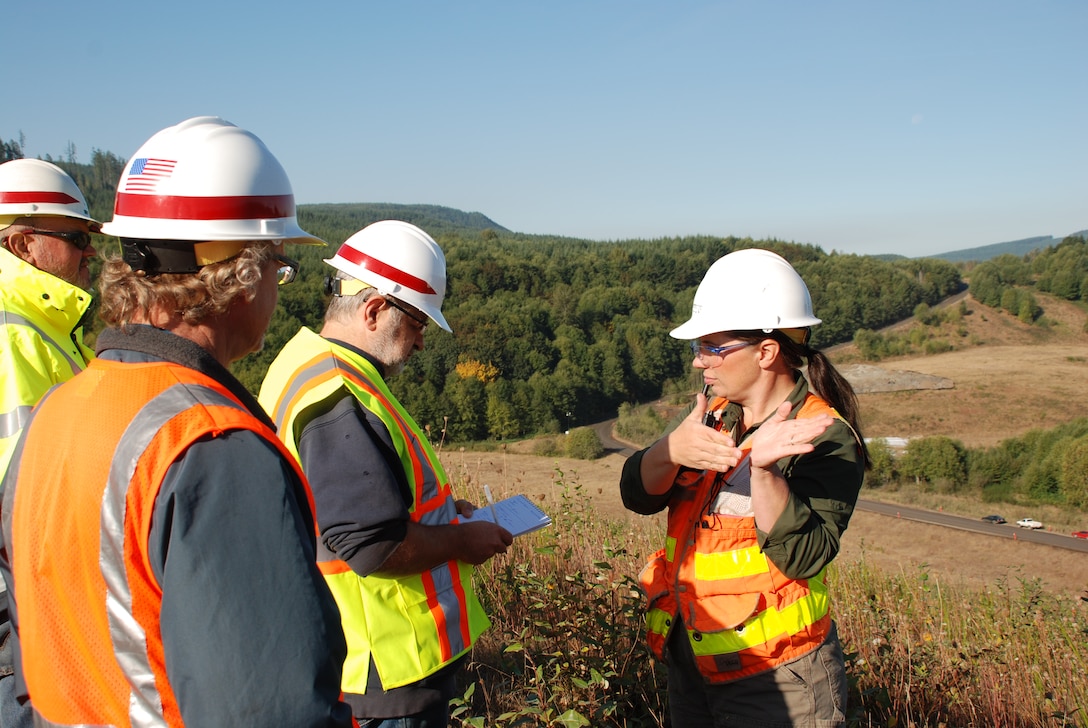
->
<box><xmin>754</xmin><ymin>337</ymin><xmax>781</xmax><ymax>370</ymax></box>
<box><xmin>3</xmin><ymin>231</ymin><xmax>34</xmax><ymax>263</ymax></box>
<box><xmin>360</xmin><ymin>294</ymin><xmax>386</xmax><ymax>331</ymax></box>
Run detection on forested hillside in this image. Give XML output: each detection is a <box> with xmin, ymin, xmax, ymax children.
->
<box><xmin>234</xmin><ymin>232</ymin><xmax>963</xmax><ymax>441</ymax></box>
<box><xmin>4</xmin><ymin>140</ymin><xmax>964</xmax><ymax>442</ymax></box>
<box><xmin>966</xmin><ymin>236</ymin><xmax>1088</xmax><ymax>324</ymax></box>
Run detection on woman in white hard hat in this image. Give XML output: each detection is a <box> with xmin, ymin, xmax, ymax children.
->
<box><xmin>620</xmin><ymin>248</ymin><xmax>868</xmax><ymax>727</ymax></box>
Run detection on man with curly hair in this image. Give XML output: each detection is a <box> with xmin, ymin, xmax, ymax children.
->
<box><xmin>0</xmin><ymin>117</ymin><xmax>353</xmax><ymax>726</ymax></box>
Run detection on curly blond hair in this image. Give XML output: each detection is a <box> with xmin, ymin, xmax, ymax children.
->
<box><xmin>98</xmin><ymin>242</ymin><xmax>276</xmax><ymax>328</ymax></box>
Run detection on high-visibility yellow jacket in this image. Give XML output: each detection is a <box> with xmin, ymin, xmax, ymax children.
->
<box><xmin>0</xmin><ymin>247</ymin><xmax>93</xmax><ymax>479</ymax></box>
<box><xmin>641</xmin><ymin>393</ymin><xmax>844</xmax><ymax>683</ymax></box>
<box><xmin>260</xmin><ymin>327</ymin><xmax>489</xmax><ymax>692</ymax></box>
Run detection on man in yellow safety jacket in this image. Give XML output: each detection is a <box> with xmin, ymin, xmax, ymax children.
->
<box><xmin>260</xmin><ymin>220</ymin><xmax>512</xmax><ymax>727</ymax></box>
<box><xmin>0</xmin><ymin>159</ymin><xmax>100</xmax><ymax>479</ymax></box>
<box><xmin>0</xmin><ymin>158</ymin><xmax>101</xmax><ymax>728</ymax></box>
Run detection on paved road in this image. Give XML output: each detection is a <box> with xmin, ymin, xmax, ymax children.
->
<box><xmin>591</xmin><ymin>420</ymin><xmax>1088</xmax><ymax>554</ymax></box>
<box><xmin>857</xmin><ymin>499</ymin><xmax>1088</xmax><ymax>553</ymax></box>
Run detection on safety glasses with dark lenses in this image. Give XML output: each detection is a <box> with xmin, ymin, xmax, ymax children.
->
<box><xmin>384</xmin><ymin>297</ymin><xmax>429</xmax><ymax>330</ymax></box>
<box><xmin>274</xmin><ymin>254</ymin><xmax>299</xmax><ymax>285</ymax></box>
<box><xmin>27</xmin><ymin>229</ymin><xmax>93</xmax><ymax>251</ymax></box>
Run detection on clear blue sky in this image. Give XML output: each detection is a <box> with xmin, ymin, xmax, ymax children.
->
<box><xmin>7</xmin><ymin>1</ymin><xmax>1085</xmax><ymax>257</ymax></box>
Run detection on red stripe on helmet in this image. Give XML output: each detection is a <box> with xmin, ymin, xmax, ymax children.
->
<box><xmin>0</xmin><ymin>191</ymin><xmax>81</xmax><ymax>205</ymax></box>
<box><xmin>336</xmin><ymin>246</ymin><xmax>438</xmax><ymax>295</ymax></box>
<box><xmin>114</xmin><ymin>192</ymin><xmax>295</xmax><ymax>221</ymax></box>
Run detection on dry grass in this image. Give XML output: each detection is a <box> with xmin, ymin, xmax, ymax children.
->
<box><xmin>842</xmin><ymin>292</ymin><xmax>1088</xmax><ymax>449</ymax></box>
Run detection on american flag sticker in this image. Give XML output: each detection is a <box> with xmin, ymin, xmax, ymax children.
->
<box><xmin>124</xmin><ymin>158</ymin><xmax>177</xmax><ymax>192</ymax></box>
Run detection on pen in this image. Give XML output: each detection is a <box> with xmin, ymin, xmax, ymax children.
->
<box><xmin>483</xmin><ymin>484</ymin><xmax>500</xmax><ymax>527</ymax></box>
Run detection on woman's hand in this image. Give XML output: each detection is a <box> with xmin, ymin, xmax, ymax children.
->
<box><xmin>665</xmin><ymin>391</ymin><xmax>743</xmax><ymax>475</ymax></box>
<box><xmin>748</xmin><ymin>401</ymin><xmax>833</xmax><ymax>470</ymax></box>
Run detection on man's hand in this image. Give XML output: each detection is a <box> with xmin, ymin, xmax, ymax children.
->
<box><xmin>455</xmin><ymin>521</ymin><xmax>513</xmax><ymax>565</ymax></box>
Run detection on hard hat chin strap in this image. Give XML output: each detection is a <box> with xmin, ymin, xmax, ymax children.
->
<box><xmin>324</xmin><ymin>276</ymin><xmax>373</xmax><ymax>297</ymax></box>
<box><xmin>122</xmin><ymin>239</ymin><xmax>249</xmax><ymax>275</ymax></box>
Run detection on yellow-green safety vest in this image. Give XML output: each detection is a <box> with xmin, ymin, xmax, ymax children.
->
<box><xmin>259</xmin><ymin>327</ymin><xmax>489</xmax><ymax>692</ymax></box>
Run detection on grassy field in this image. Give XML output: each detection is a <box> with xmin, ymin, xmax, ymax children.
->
<box><xmin>445</xmin><ymin>471</ymin><xmax>1088</xmax><ymax>727</ymax></box>
<box><xmin>437</xmin><ymin>292</ymin><xmax>1088</xmax><ymax>726</ymax></box>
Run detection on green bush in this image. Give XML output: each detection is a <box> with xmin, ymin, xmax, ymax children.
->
<box><xmin>532</xmin><ymin>437</ymin><xmax>562</xmax><ymax>457</ymax></box>
<box><xmin>615</xmin><ymin>403</ymin><xmax>667</xmax><ymax>447</ymax></box>
<box><xmin>899</xmin><ymin>436</ymin><xmax>967</xmax><ymax>489</ymax></box>
<box><xmin>565</xmin><ymin>427</ymin><xmax>605</xmax><ymax>460</ymax></box>
<box><xmin>865</xmin><ymin>439</ymin><xmax>897</xmax><ymax>487</ymax></box>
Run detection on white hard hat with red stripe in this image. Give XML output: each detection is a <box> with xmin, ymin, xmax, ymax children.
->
<box><xmin>0</xmin><ymin>158</ymin><xmax>100</xmax><ymax>229</ymax></box>
<box><xmin>670</xmin><ymin>248</ymin><xmax>821</xmax><ymax>341</ymax></box>
<box><xmin>101</xmin><ymin>117</ymin><xmax>323</xmax><ymax>272</ymax></box>
<box><xmin>325</xmin><ymin>220</ymin><xmax>451</xmax><ymax>332</ymax></box>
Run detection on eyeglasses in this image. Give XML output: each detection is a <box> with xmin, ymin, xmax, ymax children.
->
<box><xmin>384</xmin><ymin>297</ymin><xmax>429</xmax><ymax>330</ymax></box>
<box><xmin>274</xmin><ymin>254</ymin><xmax>299</xmax><ymax>285</ymax></box>
<box><xmin>26</xmin><ymin>229</ymin><xmax>94</xmax><ymax>251</ymax></box>
<box><xmin>690</xmin><ymin>340</ymin><xmax>752</xmax><ymax>362</ymax></box>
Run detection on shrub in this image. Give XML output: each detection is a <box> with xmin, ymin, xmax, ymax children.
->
<box><xmin>865</xmin><ymin>438</ymin><xmax>897</xmax><ymax>487</ymax></box>
<box><xmin>452</xmin><ymin>474</ymin><xmax>669</xmax><ymax>727</ymax></box>
<box><xmin>532</xmin><ymin>437</ymin><xmax>561</xmax><ymax>457</ymax></box>
<box><xmin>565</xmin><ymin>427</ymin><xmax>604</xmax><ymax>460</ymax></box>
<box><xmin>448</xmin><ymin>469</ymin><xmax>1088</xmax><ymax>727</ymax></box>
<box><xmin>899</xmin><ymin>436</ymin><xmax>967</xmax><ymax>489</ymax></box>
<box><xmin>615</xmin><ymin>403</ymin><xmax>667</xmax><ymax>447</ymax></box>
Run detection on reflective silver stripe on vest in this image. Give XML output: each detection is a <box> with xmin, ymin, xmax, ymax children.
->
<box><xmin>0</xmin><ymin>405</ymin><xmax>32</xmax><ymax>440</ymax></box>
<box><xmin>100</xmin><ymin>383</ymin><xmax>243</xmax><ymax>727</ymax></box>
<box><xmin>1</xmin><ymin>311</ymin><xmax>86</xmax><ymax>375</ymax></box>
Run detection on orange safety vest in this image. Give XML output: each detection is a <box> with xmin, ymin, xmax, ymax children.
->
<box><xmin>7</xmin><ymin>358</ymin><xmax>313</xmax><ymax>727</ymax></box>
<box><xmin>640</xmin><ymin>393</ymin><xmax>842</xmax><ymax>683</ymax></box>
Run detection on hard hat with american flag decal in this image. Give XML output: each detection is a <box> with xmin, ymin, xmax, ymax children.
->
<box><xmin>101</xmin><ymin>116</ymin><xmax>323</xmax><ymax>269</ymax></box>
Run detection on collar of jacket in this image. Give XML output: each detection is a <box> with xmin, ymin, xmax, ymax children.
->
<box><xmin>95</xmin><ymin>324</ymin><xmax>275</xmax><ymax>430</ymax></box>
<box><xmin>0</xmin><ymin>246</ymin><xmax>94</xmax><ymax>332</ymax></box>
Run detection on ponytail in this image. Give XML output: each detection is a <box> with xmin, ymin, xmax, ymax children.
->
<box><xmin>734</xmin><ymin>330</ymin><xmax>871</xmax><ymax>468</ymax></box>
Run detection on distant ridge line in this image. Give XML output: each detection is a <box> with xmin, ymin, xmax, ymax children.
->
<box><xmin>927</xmin><ymin>232</ymin><xmax>1084</xmax><ymax>263</ymax></box>
<box><xmin>297</xmin><ymin>201</ymin><xmax>1086</xmax><ymax>263</ymax></box>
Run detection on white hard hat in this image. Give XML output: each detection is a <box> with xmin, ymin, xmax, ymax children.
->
<box><xmin>670</xmin><ymin>248</ymin><xmax>821</xmax><ymax>340</ymax></box>
<box><xmin>101</xmin><ymin>116</ymin><xmax>322</xmax><ymax>246</ymax></box>
<box><xmin>0</xmin><ymin>158</ymin><xmax>100</xmax><ymax>228</ymax></box>
<box><xmin>325</xmin><ymin>220</ymin><xmax>451</xmax><ymax>332</ymax></box>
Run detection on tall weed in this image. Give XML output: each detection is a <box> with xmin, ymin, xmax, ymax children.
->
<box><xmin>451</xmin><ymin>470</ymin><xmax>1088</xmax><ymax>727</ymax></box>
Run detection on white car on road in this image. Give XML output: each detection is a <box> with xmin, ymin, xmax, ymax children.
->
<box><xmin>1016</xmin><ymin>517</ymin><xmax>1043</xmax><ymax>529</ymax></box>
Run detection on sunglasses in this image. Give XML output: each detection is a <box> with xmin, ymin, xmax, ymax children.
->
<box><xmin>384</xmin><ymin>296</ymin><xmax>429</xmax><ymax>330</ymax></box>
<box><xmin>274</xmin><ymin>254</ymin><xmax>299</xmax><ymax>285</ymax></box>
<box><xmin>690</xmin><ymin>340</ymin><xmax>753</xmax><ymax>362</ymax></box>
<box><xmin>27</xmin><ymin>229</ymin><xmax>94</xmax><ymax>251</ymax></box>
